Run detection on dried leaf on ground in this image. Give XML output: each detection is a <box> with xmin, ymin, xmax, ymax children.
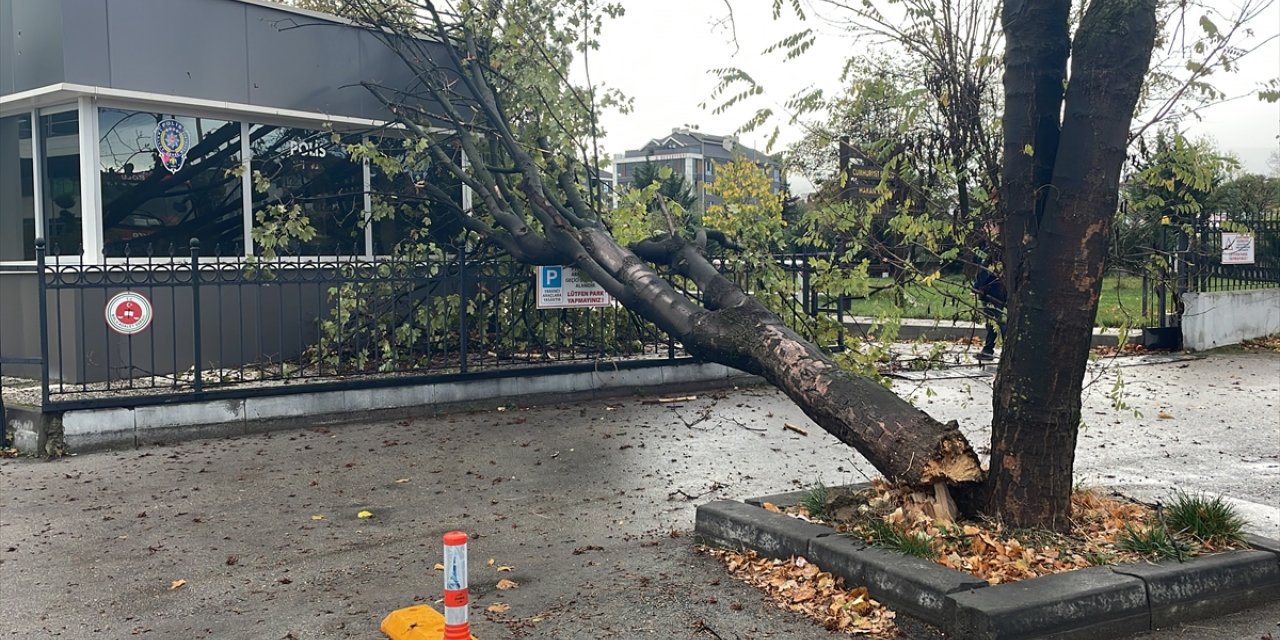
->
<box><xmin>703</xmin><ymin>548</ymin><xmax>897</xmax><ymax>636</ymax></box>
<box><xmin>497</xmin><ymin>578</ymin><xmax>519</xmax><ymax>590</ymax></box>
<box><xmin>486</xmin><ymin>602</ymin><xmax>511</xmax><ymax>614</ymax></box>
<box><xmin>785</xmin><ymin>483</ymin><xmax>1236</xmax><ymax>586</ymax></box>
<box><xmin>169</xmin><ymin>579</ymin><xmax>187</xmax><ymax>590</ymax></box>
<box><xmin>357</xmin><ymin>510</ymin><xmax>374</xmax><ymax>519</ymax></box>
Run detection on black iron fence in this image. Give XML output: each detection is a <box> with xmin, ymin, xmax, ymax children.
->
<box><xmin>1142</xmin><ymin>212</ymin><xmax>1280</xmax><ymax>327</ymax></box>
<box><xmin>1</xmin><ymin>240</ymin><xmax>839</xmax><ymax>412</ymax></box>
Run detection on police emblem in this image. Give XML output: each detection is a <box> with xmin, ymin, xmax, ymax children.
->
<box><xmin>153</xmin><ymin>119</ymin><xmax>190</xmax><ymax>174</ymax></box>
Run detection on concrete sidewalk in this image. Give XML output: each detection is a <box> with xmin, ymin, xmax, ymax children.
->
<box><xmin>0</xmin><ymin>351</ymin><xmax>1276</xmax><ymax>639</ymax></box>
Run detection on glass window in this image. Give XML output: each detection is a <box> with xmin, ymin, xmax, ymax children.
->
<box><xmin>369</xmin><ymin>136</ymin><xmax>465</xmax><ymax>254</ymax></box>
<box><xmin>250</xmin><ymin>125</ymin><xmax>364</xmax><ymax>256</ymax></box>
<box><xmin>0</xmin><ymin>113</ymin><xmax>36</xmax><ymax>261</ymax></box>
<box><xmin>99</xmin><ymin>109</ymin><xmax>246</xmax><ymax>257</ymax></box>
<box><xmin>41</xmin><ymin>111</ymin><xmax>81</xmax><ymax>256</ymax></box>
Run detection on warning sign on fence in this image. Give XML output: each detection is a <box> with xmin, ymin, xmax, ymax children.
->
<box><xmin>536</xmin><ymin>266</ymin><xmax>611</xmax><ymax>309</ymax></box>
<box><xmin>1222</xmin><ymin>232</ymin><xmax>1256</xmax><ymax>265</ymax></box>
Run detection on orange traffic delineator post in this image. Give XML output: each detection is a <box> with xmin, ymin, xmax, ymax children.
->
<box><xmin>380</xmin><ymin>531</ymin><xmax>477</xmax><ymax>640</ymax></box>
<box><xmin>442</xmin><ymin>531</ymin><xmax>471</xmax><ymax>639</ymax></box>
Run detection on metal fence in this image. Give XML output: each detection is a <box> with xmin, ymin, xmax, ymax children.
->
<box><xmin>2</xmin><ymin>241</ymin><xmax>837</xmax><ymax>412</ymax></box>
<box><xmin>1142</xmin><ymin>212</ymin><xmax>1280</xmax><ymax>328</ymax></box>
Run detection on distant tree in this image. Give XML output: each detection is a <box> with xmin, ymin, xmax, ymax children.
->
<box><xmin>1210</xmin><ymin>173</ymin><xmax>1280</xmax><ymax>218</ymax></box>
<box><xmin>1115</xmin><ymin>132</ymin><xmax>1235</xmax><ymax>270</ymax></box>
<box><xmin>631</xmin><ymin>162</ymin><xmax>697</xmax><ymax>213</ymax></box>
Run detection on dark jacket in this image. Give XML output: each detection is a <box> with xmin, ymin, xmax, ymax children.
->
<box><xmin>973</xmin><ymin>248</ymin><xmax>1007</xmax><ymax>307</ymax></box>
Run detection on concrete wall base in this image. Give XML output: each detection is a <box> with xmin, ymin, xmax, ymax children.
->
<box><xmin>1183</xmin><ymin>290</ymin><xmax>1280</xmax><ymax>351</ymax></box>
<box><xmin>4</xmin><ymin>362</ymin><xmax>756</xmax><ymax>455</ymax></box>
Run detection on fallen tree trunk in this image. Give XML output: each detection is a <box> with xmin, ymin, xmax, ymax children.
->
<box><xmin>629</xmin><ymin>235</ymin><xmax>983</xmax><ymax>487</ymax></box>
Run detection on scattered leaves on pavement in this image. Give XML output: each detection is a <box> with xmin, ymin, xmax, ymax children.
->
<box><xmin>702</xmin><ymin>548</ymin><xmax>898</xmax><ymax>636</ymax></box>
<box><xmin>496</xmin><ymin>578</ymin><xmax>519</xmax><ymax>590</ymax></box>
<box><xmin>1242</xmin><ymin>335</ymin><xmax>1280</xmax><ymax>351</ymax></box>
<box><xmin>1092</xmin><ymin>343</ymin><xmax>1148</xmax><ymax>357</ymax></box>
<box><xmin>486</xmin><ymin>602</ymin><xmax>511</xmax><ymax>614</ymax></box>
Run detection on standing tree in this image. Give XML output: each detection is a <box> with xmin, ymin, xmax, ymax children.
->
<box><xmin>318</xmin><ymin>0</ymin><xmax>1259</xmax><ymax>529</ymax></box>
<box><xmin>990</xmin><ymin>0</ymin><xmax>1157</xmax><ymax>527</ymax></box>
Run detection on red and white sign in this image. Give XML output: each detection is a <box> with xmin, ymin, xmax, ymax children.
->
<box><xmin>1222</xmin><ymin>232</ymin><xmax>1256</xmax><ymax>265</ymax></box>
<box><xmin>105</xmin><ymin>291</ymin><xmax>154</xmax><ymax>335</ymax></box>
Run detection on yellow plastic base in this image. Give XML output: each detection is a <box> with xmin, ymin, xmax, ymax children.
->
<box><xmin>380</xmin><ymin>605</ymin><xmax>477</xmax><ymax>640</ymax></box>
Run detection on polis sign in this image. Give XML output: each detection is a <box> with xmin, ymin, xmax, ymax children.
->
<box><xmin>105</xmin><ymin>291</ymin><xmax>154</xmax><ymax>335</ymax></box>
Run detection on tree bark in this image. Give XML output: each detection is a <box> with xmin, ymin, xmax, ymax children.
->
<box><xmin>988</xmin><ymin>0</ymin><xmax>1158</xmax><ymax>529</ymax></box>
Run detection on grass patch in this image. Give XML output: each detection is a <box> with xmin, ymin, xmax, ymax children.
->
<box><xmin>1118</xmin><ymin>521</ymin><xmax>1193</xmax><ymax>560</ymax></box>
<box><xmin>800</xmin><ymin>481</ymin><xmax>830</xmax><ymax>521</ymax></box>
<box><xmin>844</xmin><ymin>273</ymin><xmax>1149</xmax><ymax>328</ymax></box>
<box><xmin>863</xmin><ymin>518</ymin><xmax>938</xmax><ymax>559</ymax></box>
<box><xmin>1164</xmin><ymin>491</ymin><xmax>1247</xmax><ymax>546</ymax></box>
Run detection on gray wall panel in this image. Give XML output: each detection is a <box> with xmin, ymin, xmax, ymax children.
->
<box><xmin>7</xmin><ymin>0</ymin><xmax>66</xmax><ymax>93</ymax></box>
<box><xmin>0</xmin><ymin>1</ymin><xmax>14</xmax><ymax>95</ymax></box>
<box><xmin>105</xmin><ymin>0</ymin><xmax>250</xmax><ymax>104</ymax></box>
<box><xmin>60</xmin><ymin>0</ymin><xmax>110</xmax><ymax>87</ymax></box>
<box><xmin>246</xmin><ymin>4</ymin><xmax>365</xmax><ymax>117</ymax></box>
<box><xmin>3</xmin><ymin>0</ymin><xmax>431</xmax><ymax>122</ymax></box>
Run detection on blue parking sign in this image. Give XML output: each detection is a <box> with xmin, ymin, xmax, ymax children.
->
<box><xmin>542</xmin><ymin>266</ymin><xmax>562</xmax><ymax>288</ymax></box>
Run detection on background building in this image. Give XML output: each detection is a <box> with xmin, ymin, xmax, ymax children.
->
<box><xmin>0</xmin><ymin>0</ymin><xmax>457</xmax><ymax>382</ymax></box>
<box><xmin>612</xmin><ymin>127</ymin><xmax>782</xmax><ymax>215</ymax></box>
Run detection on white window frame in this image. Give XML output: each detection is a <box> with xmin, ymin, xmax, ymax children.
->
<box><xmin>1</xmin><ymin>91</ymin><xmax>465</xmax><ymax>266</ymax></box>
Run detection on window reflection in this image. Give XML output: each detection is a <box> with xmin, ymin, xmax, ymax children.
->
<box><xmin>99</xmin><ymin>109</ymin><xmax>245</xmax><ymax>257</ymax></box>
<box><xmin>0</xmin><ymin>114</ymin><xmax>36</xmax><ymax>261</ymax></box>
<box><xmin>41</xmin><ymin>111</ymin><xmax>81</xmax><ymax>256</ymax></box>
<box><xmin>369</xmin><ymin>136</ymin><xmax>465</xmax><ymax>254</ymax></box>
<box><xmin>250</xmin><ymin>125</ymin><xmax>364</xmax><ymax>256</ymax></box>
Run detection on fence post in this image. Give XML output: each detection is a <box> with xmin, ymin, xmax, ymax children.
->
<box><xmin>457</xmin><ymin>244</ymin><xmax>468</xmax><ymax>374</ymax></box>
<box><xmin>190</xmin><ymin>238</ymin><xmax>203</xmax><ymax>393</ymax></box>
<box><xmin>36</xmin><ymin>238</ymin><xmax>51</xmax><ymax>407</ymax></box>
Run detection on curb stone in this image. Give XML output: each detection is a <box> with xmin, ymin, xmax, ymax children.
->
<box><xmin>1111</xmin><ymin>550</ymin><xmax>1280</xmax><ymax>628</ymax></box>
<box><xmin>808</xmin><ymin>533</ymin><xmax>988</xmax><ymax>626</ymax></box>
<box><xmin>695</xmin><ymin>500</ymin><xmax>834</xmax><ymax>560</ymax></box>
<box><xmin>694</xmin><ymin>490</ymin><xmax>1280</xmax><ymax>640</ymax></box>
<box><xmin>949</xmin><ymin>567</ymin><xmax>1149</xmax><ymax>640</ymax></box>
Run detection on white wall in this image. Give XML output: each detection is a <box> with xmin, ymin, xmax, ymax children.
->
<box><xmin>1182</xmin><ymin>289</ymin><xmax>1280</xmax><ymax>350</ymax></box>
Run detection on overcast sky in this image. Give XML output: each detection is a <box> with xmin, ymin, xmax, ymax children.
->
<box><xmin>583</xmin><ymin>1</ymin><xmax>1280</xmax><ymax>185</ymax></box>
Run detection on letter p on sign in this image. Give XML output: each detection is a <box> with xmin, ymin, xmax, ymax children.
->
<box><xmin>543</xmin><ymin>266</ymin><xmax>562</xmax><ymax>288</ymax></box>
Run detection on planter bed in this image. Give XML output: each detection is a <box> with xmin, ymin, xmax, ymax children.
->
<box><xmin>695</xmin><ymin>486</ymin><xmax>1280</xmax><ymax>640</ymax></box>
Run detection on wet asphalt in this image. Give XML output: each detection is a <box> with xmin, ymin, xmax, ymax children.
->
<box><xmin>1</xmin><ymin>351</ymin><xmax>1277</xmax><ymax>639</ymax></box>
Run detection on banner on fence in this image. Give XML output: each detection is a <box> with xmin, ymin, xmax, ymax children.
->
<box><xmin>536</xmin><ymin>266</ymin><xmax>611</xmax><ymax>309</ymax></box>
<box><xmin>1222</xmin><ymin>232</ymin><xmax>1256</xmax><ymax>265</ymax></box>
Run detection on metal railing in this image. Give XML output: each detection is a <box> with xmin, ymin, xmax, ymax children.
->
<box><xmin>4</xmin><ymin>241</ymin><xmax>835</xmax><ymax>412</ymax></box>
<box><xmin>1142</xmin><ymin>212</ymin><xmax>1280</xmax><ymax>328</ymax></box>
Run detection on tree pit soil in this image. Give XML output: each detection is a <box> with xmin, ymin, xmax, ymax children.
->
<box><xmin>702</xmin><ymin>483</ymin><xmax>1251</xmax><ymax>637</ymax></box>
